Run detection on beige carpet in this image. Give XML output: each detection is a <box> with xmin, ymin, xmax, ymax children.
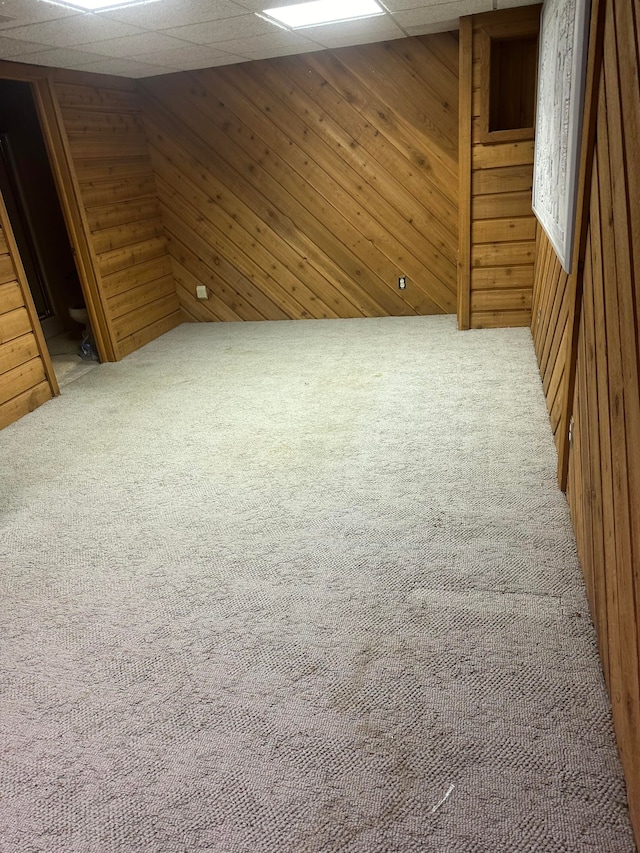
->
<box><xmin>0</xmin><ymin>316</ymin><xmax>635</xmax><ymax>852</ymax></box>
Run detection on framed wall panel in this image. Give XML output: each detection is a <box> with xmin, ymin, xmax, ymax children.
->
<box><xmin>532</xmin><ymin>0</ymin><xmax>591</xmax><ymax>273</ymax></box>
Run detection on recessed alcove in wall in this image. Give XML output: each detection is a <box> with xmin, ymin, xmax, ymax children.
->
<box><xmin>478</xmin><ymin>12</ymin><xmax>540</xmax><ymax>143</ymax></box>
<box><xmin>489</xmin><ymin>35</ymin><xmax>538</xmax><ymax>133</ymax></box>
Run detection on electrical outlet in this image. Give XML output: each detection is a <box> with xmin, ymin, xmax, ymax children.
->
<box><xmin>196</xmin><ymin>285</ymin><xmax>208</xmax><ymax>300</ymax></box>
<box><xmin>398</xmin><ymin>276</ymin><xmax>407</xmax><ymax>290</ymax></box>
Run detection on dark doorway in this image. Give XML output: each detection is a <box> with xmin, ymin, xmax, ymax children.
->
<box><xmin>0</xmin><ymin>79</ymin><xmax>96</xmax><ymax>385</ymax></box>
<box><xmin>0</xmin><ymin>132</ymin><xmax>55</xmax><ymax>321</ymax></box>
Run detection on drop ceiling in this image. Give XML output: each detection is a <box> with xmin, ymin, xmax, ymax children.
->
<box><xmin>0</xmin><ymin>0</ymin><xmax>532</xmax><ymax>77</ymax></box>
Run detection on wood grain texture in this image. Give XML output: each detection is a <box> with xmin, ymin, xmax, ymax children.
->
<box><xmin>138</xmin><ymin>34</ymin><xmax>459</xmax><ymax>323</ymax></box>
<box><xmin>458</xmin><ymin>5</ymin><xmax>541</xmax><ymax>329</ymax></box>
<box><xmin>52</xmin><ymin>78</ymin><xmax>182</xmax><ymax>356</ymax></box>
<box><xmin>534</xmin><ymin>0</ymin><xmax>640</xmax><ymax>841</ymax></box>
<box><xmin>0</xmin><ymin>216</ymin><xmax>53</xmax><ymax>430</ymax></box>
<box><xmin>531</xmin><ymin>226</ymin><xmax>571</xmax><ymax>447</ymax></box>
<box><xmin>486</xmin><ymin>34</ymin><xmax>538</xmax><ymax>136</ymax></box>
<box><xmin>30</xmin><ymin>77</ymin><xmax>117</xmax><ymax>363</ymax></box>
<box><xmin>458</xmin><ymin>17</ymin><xmax>473</xmax><ymax>329</ymax></box>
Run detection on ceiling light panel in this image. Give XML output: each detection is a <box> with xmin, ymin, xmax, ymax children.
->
<box><xmin>261</xmin><ymin>0</ymin><xmax>384</xmax><ymax>29</ymax></box>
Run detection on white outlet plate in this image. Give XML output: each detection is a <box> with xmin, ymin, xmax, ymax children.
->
<box><xmin>196</xmin><ymin>285</ymin><xmax>208</xmax><ymax>300</ymax></box>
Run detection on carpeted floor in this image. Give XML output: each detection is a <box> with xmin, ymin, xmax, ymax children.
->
<box><xmin>0</xmin><ymin>316</ymin><xmax>635</xmax><ymax>852</ymax></box>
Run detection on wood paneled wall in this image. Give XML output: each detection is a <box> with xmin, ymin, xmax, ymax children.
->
<box><xmin>458</xmin><ymin>6</ymin><xmax>540</xmax><ymax>329</ymax></box>
<box><xmin>137</xmin><ymin>35</ymin><xmax>459</xmax><ymax>322</ymax></box>
<box><xmin>0</xmin><ymin>200</ymin><xmax>55</xmax><ymax>430</ymax></box>
<box><xmin>52</xmin><ymin>77</ymin><xmax>182</xmax><ymax>358</ymax></box>
<box><xmin>532</xmin><ymin>0</ymin><xmax>640</xmax><ymax>840</ymax></box>
<box><xmin>531</xmin><ymin>226</ymin><xmax>571</xmax><ymax>453</ymax></box>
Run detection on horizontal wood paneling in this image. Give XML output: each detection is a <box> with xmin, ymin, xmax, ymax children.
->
<box><xmin>0</xmin><ymin>217</ymin><xmax>53</xmax><ymax>430</ymax></box>
<box><xmin>469</xmin><ymin>7</ymin><xmax>539</xmax><ymax>329</ymax></box>
<box><xmin>53</xmin><ymin>78</ymin><xmax>182</xmax><ymax>356</ymax></box>
<box><xmin>0</xmin><ymin>64</ymin><xmax>182</xmax><ymax>431</ymax></box>
<box><xmin>138</xmin><ymin>34</ymin><xmax>459</xmax><ymax>323</ymax></box>
<box><xmin>533</xmin><ymin>0</ymin><xmax>640</xmax><ymax>841</ymax></box>
<box><xmin>458</xmin><ymin>6</ymin><xmax>540</xmax><ymax>329</ymax></box>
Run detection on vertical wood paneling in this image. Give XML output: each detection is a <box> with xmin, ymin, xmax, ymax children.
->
<box><xmin>138</xmin><ymin>35</ymin><xmax>459</xmax><ymax>323</ymax></box>
<box><xmin>0</xmin><ymin>202</ymin><xmax>54</xmax><ymax>429</ymax></box>
<box><xmin>458</xmin><ymin>5</ymin><xmax>540</xmax><ymax>329</ymax></box>
<box><xmin>535</xmin><ymin>0</ymin><xmax>640</xmax><ymax>841</ymax></box>
<box><xmin>53</xmin><ymin>79</ymin><xmax>182</xmax><ymax>357</ymax></box>
<box><xmin>531</xmin><ymin>225</ymin><xmax>571</xmax><ymax>451</ymax></box>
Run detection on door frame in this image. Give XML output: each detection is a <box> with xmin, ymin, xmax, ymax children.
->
<box><xmin>0</xmin><ymin>176</ymin><xmax>59</xmax><ymax>396</ymax></box>
<box><xmin>0</xmin><ymin>61</ymin><xmax>117</xmax><ymax>366</ymax></box>
<box><xmin>0</xmin><ymin>132</ymin><xmax>56</xmax><ymax>323</ymax></box>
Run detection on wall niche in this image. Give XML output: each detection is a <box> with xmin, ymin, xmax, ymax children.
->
<box><xmin>479</xmin><ymin>13</ymin><xmax>540</xmax><ymax>143</ymax></box>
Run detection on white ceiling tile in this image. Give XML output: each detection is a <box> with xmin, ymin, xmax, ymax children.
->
<box><xmin>102</xmin><ymin>0</ymin><xmax>248</xmax><ymax>28</ymax></box>
<box><xmin>232</xmin><ymin>0</ymin><xmax>300</xmax><ymax>9</ymax></box>
<box><xmin>305</xmin><ymin>15</ymin><xmax>405</xmax><ymax>47</ymax></box>
<box><xmin>392</xmin><ymin>8</ymin><xmax>434</xmax><ymax>26</ymax></box>
<box><xmin>404</xmin><ymin>17</ymin><xmax>459</xmax><ymax>34</ymax></box>
<box><xmin>212</xmin><ymin>29</ymin><xmax>322</xmax><ymax>54</ymax></box>
<box><xmin>75</xmin><ymin>30</ymin><xmax>195</xmax><ymax>57</ymax></box>
<box><xmin>5</xmin><ymin>45</ymin><xmax>115</xmax><ymax>66</ymax></box>
<box><xmin>392</xmin><ymin>5</ymin><xmax>478</xmax><ymax>27</ymax></box>
<box><xmin>70</xmin><ymin>56</ymin><xmax>176</xmax><ymax>75</ymax></box>
<box><xmin>237</xmin><ymin>41</ymin><xmax>324</xmax><ymax>59</ymax></box>
<box><xmin>127</xmin><ymin>63</ymin><xmax>185</xmax><ymax>76</ymax></box>
<box><xmin>0</xmin><ymin>13</ymin><xmax>144</xmax><ymax>47</ymax></box>
<box><xmin>0</xmin><ymin>0</ymin><xmax>523</xmax><ymax>74</ymax></box>
<box><xmin>451</xmin><ymin>0</ymin><xmax>494</xmax><ymax>11</ymax></box>
<box><xmin>136</xmin><ymin>42</ymin><xmax>236</xmax><ymax>66</ymax></box>
<box><xmin>177</xmin><ymin>52</ymin><xmax>247</xmax><ymax>68</ymax></box>
<box><xmin>162</xmin><ymin>13</ymin><xmax>276</xmax><ymax>45</ymax></box>
<box><xmin>0</xmin><ymin>0</ymin><xmax>78</xmax><ymax>27</ymax></box>
<box><xmin>384</xmin><ymin>0</ymin><xmax>491</xmax><ymax>15</ymax></box>
<box><xmin>0</xmin><ymin>34</ymin><xmax>49</xmax><ymax>56</ymax></box>
<box><xmin>318</xmin><ymin>29</ymin><xmax>406</xmax><ymax>48</ymax></box>
<box><xmin>146</xmin><ymin>50</ymin><xmax>248</xmax><ymax>69</ymax></box>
